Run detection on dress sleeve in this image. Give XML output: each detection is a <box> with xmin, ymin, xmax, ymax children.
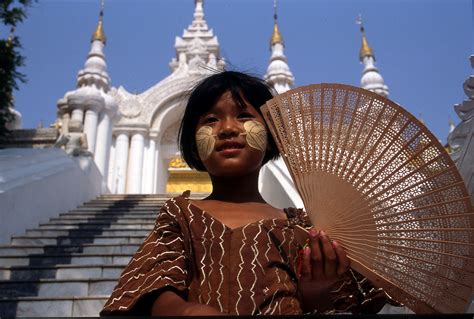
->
<box><xmin>100</xmin><ymin>201</ymin><xmax>191</xmax><ymax>316</ymax></box>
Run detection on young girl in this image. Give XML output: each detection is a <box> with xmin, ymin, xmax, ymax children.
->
<box><xmin>100</xmin><ymin>71</ymin><xmax>394</xmax><ymax>316</ymax></box>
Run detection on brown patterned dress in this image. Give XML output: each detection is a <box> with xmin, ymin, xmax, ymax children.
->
<box><xmin>100</xmin><ymin>192</ymin><xmax>393</xmax><ymax>316</ymax></box>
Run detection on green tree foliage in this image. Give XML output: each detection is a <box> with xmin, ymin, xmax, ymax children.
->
<box><xmin>0</xmin><ymin>0</ymin><xmax>34</xmax><ymax>140</ymax></box>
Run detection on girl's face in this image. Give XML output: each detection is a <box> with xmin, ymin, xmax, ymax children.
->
<box><xmin>195</xmin><ymin>91</ymin><xmax>268</xmax><ymax>177</ymax></box>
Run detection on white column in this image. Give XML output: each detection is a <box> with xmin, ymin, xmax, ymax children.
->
<box><xmin>152</xmin><ymin>133</ymin><xmax>162</xmax><ymax>193</ymax></box>
<box><xmin>144</xmin><ymin>137</ymin><xmax>157</xmax><ymax>193</ymax></box>
<box><xmin>70</xmin><ymin>108</ymin><xmax>84</xmax><ymax>124</ymax></box>
<box><xmin>107</xmin><ymin>137</ymin><xmax>116</xmax><ymax>193</ymax></box>
<box><xmin>94</xmin><ymin>112</ymin><xmax>112</xmax><ymax>180</ymax></box>
<box><xmin>127</xmin><ymin>132</ymin><xmax>145</xmax><ymax>194</ymax></box>
<box><xmin>114</xmin><ymin>132</ymin><xmax>130</xmax><ymax>194</ymax></box>
<box><xmin>83</xmin><ymin>108</ymin><xmax>99</xmax><ymax>153</ymax></box>
<box><xmin>141</xmin><ymin>138</ymin><xmax>150</xmax><ymax>193</ymax></box>
<box><xmin>61</xmin><ymin>112</ymin><xmax>71</xmax><ymax>134</ymax></box>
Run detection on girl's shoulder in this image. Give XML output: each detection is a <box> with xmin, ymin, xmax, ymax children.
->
<box><xmin>158</xmin><ymin>191</ymin><xmax>193</xmax><ymax>218</ymax></box>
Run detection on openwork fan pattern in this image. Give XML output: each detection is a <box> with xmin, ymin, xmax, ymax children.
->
<box><xmin>261</xmin><ymin>83</ymin><xmax>474</xmax><ymax>313</ymax></box>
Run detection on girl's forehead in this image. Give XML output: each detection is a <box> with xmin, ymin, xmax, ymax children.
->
<box><xmin>211</xmin><ymin>91</ymin><xmax>255</xmax><ymax>111</ymax></box>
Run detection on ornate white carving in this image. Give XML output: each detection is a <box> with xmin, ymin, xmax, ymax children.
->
<box><xmin>171</xmin><ymin>0</ymin><xmax>224</xmax><ymax>74</ymax></box>
<box><xmin>448</xmin><ymin>55</ymin><xmax>474</xmax><ymax>202</ymax></box>
<box><xmin>448</xmin><ymin>55</ymin><xmax>474</xmax><ymax>162</ymax></box>
<box><xmin>120</xmin><ymin>98</ymin><xmax>142</xmax><ymax>119</ymax></box>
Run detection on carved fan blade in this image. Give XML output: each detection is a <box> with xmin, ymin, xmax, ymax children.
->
<box><xmin>261</xmin><ymin>83</ymin><xmax>474</xmax><ymax>314</ymax></box>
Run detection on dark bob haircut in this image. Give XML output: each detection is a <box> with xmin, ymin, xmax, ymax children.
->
<box><xmin>178</xmin><ymin>71</ymin><xmax>280</xmax><ymax>172</ymax></box>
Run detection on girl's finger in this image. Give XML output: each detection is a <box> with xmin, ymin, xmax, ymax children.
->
<box><xmin>333</xmin><ymin>240</ymin><xmax>351</xmax><ymax>276</ymax></box>
<box><xmin>320</xmin><ymin>230</ymin><xmax>337</xmax><ymax>278</ymax></box>
<box><xmin>309</xmin><ymin>228</ymin><xmax>323</xmax><ymax>279</ymax></box>
<box><xmin>299</xmin><ymin>245</ymin><xmax>312</xmax><ymax>281</ymax></box>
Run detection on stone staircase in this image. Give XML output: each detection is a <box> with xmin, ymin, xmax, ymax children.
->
<box><xmin>0</xmin><ymin>193</ymin><xmax>202</xmax><ymax>317</ymax></box>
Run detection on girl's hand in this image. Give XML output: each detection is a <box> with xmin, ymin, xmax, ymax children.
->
<box><xmin>297</xmin><ymin>228</ymin><xmax>351</xmax><ymax>313</ymax></box>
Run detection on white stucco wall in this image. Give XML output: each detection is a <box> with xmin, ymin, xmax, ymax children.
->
<box><xmin>0</xmin><ymin>148</ymin><xmax>103</xmax><ymax>244</ymax></box>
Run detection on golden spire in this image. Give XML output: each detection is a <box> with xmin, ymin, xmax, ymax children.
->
<box><xmin>356</xmin><ymin>15</ymin><xmax>374</xmax><ymax>62</ymax></box>
<box><xmin>91</xmin><ymin>0</ymin><xmax>106</xmax><ymax>44</ymax></box>
<box><xmin>270</xmin><ymin>0</ymin><xmax>283</xmax><ymax>47</ymax></box>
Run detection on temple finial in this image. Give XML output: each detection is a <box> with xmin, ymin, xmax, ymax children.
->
<box><xmin>193</xmin><ymin>0</ymin><xmax>204</xmax><ymax>22</ymax></box>
<box><xmin>271</xmin><ymin>0</ymin><xmax>283</xmax><ymax>47</ymax></box>
<box><xmin>356</xmin><ymin>14</ymin><xmax>374</xmax><ymax>62</ymax></box>
<box><xmin>92</xmin><ymin>0</ymin><xmax>106</xmax><ymax>44</ymax></box>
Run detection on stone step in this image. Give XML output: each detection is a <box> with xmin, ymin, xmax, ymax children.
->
<box><xmin>0</xmin><ymin>264</ymin><xmax>126</xmax><ymax>280</ymax></box>
<box><xmin>0</xmin><ymin>295</ymin><xmax>108</xmax><ymax>316</ymax></box>
<box><xmin>71</xmin><ymin>206</ymin><xmax>161</xmax><ymax>213</ymax></box>
<box><xmin>51</xmin><ymin>216</ymin><xmax>156</xmax><ymax>222</ymax></box>
<box><xmin>43</xmin><ymin>219</ymin><xmax>155</xmax><ymax>225</ymax></box>
<box><xmin>11</xmin><ymin>235</ymin><xmax>146</xmax><ymax>246</ymax></box>
<box><xmin>37</xmin><ymin>223</ymin><xmax>154</xmax><ymax>230</ymax></box>
<box><xmin>87</xmin><ymin>201</ymin><xmax>166</xmax><ymax>206</ymax></box>
<box><xmin>99</xmin><ymin>193</ymin><xmax>207</xmax><ymax>199</ymax></box>
<box><xmin>0</xmin><ymin>244</ymin><xmax>139</xmax><ymax>256</ymax></box>
<box><xmin>0</xmin><ymin>278</ymin><xmax>116</xmax><ymax>298</ymax></box>
<box><xmin>0</xmin><ymin>253</ymin><xmax>132</xmax><ymax>267</ymax></box>
<box><xmin>57</xmin><ymin>212</ymin><xmax>155</xmax><ymax>219</ymax></box>
<box><xmin>25</xmin><ymin>228</ymin><xmax>150</xmax><ymax>237</ymax></box>
<box><xmin>81</xmin><ymin>202</ymin><xmax>164</xmax><ymax>207</ymax></box>
<box><xmin>0</xmin><ymin>194</ymin><xmax>196</xmax><ymax>317</ymax></box>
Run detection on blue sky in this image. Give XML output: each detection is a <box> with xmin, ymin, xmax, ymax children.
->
<box><xmin>11</xmin><ymin>0</ymin><xmax>473</xmax><ymax>142</ymax></box>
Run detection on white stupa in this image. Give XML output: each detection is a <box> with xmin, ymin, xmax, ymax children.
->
<box><xmin>357</xmin><ymin>16</ymin><xmax>389</xmax><ymax>98</ymax></box>
<box><xmin>264</xmin><ymin>0</ymin><xmax>294</xmax><ymax>94</ymax></box>
<box><xmin>57</xmin><ymin>2</ymin><xmax>119</xmax><ymax>189</ymax></box>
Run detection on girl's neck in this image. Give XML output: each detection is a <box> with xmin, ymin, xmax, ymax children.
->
<box><xmin>206</xmin><ymin>170</ymin><xmax>265</xmax><ymax>203</ymax></box>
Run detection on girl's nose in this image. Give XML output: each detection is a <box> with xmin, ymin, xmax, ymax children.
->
<box><xmin>217</xmin><ymin>118</ymin><xmax>241</xmax><ymax>139</ymax></box>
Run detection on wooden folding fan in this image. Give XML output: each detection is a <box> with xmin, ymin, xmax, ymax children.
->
<box><xmin>261</xmin><ymin>83</ymin><xmax>474</xmax><ymax>314</ymax></box>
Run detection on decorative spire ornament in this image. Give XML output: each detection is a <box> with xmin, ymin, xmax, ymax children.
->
<box><xmin>271</xmin><ymin>0</ymin><xmax>283</xmax><ymax>47</ymax></box>
<box><xmin>92</xmin><ymin>0</ymin><xmax>106</xmax><ymax>44</ymax></box>
<box><xmin>356</xmin><ymin>15</ymin><xmax>374</xmax><ymax>62</ymax></box>
<box><xmin>264</xmin><ymin>0</ymin><xmax>294</xmax><ymax>94</ymax></box>
<box><xmin>59</xmin><ymin>0</ymin><xmax>118</xmax><ymax>162</ymax></box>
<box><xmin>356</xmin><ymin>15</ymin><xmax>389</xmax><ymax>98</ymax></box>
<box><xmin>193</xmin><ymin>0</ymin><xmax>204</xmax><ymax>24</ymax></box>
<box><xmin>169</xmin><ymin>0</ymin><xmax>225</xmax><ymax>74</ymax></box>
<box><xmin>77</xmin><ymin>0</ymin><xmax>110</xmax><ymax>90</ymax></box>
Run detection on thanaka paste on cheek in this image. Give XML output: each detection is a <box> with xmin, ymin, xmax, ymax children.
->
<box><xmin>195</xmin><ymin>125</ymin><xmax>215</xmax><ymax>160</ymax></box>
<box><xmin>243</xmin><ymin>120</ymin><xmax>267</xmax><ymax>152</ymax></box>
<box><xmin>195</xmin><ymin>120</ymin><xmax>267</xmax><ymax>161</ymax></box>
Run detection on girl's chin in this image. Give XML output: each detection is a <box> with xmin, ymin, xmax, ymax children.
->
<box><xmin>202</xmin><ymin>150</ymin><xmax>265</xmax><ymax>177</ymax></box>
<box><xmin>205</xmin><ymin>161</ymin><xmax>263</xmax><ymax>177</ymax></box>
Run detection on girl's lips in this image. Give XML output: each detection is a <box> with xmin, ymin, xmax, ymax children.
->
<box><xmin>216</xmin><ymin>141</ymin><xmax>245</xmax><ymax>152</ymax></box>
<box><xmin>218</xmin><ymin>148</ymin><xmax>243</xmax><ymax>156</ymax></box>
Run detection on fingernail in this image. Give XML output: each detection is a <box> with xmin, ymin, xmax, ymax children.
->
<box><xmin>309</xmin><ymin>229</ymin><xmax>317</xmax><ymax>237</ymax></box>
<box><xmin>304</xmin><ymin>246</ymin><xmax>311</xmax><ymax>256</ymax></box>
<box><xmin>320</xmin><ymin>230</ymin><xmax>326</xmax><ymax>237</ymax></box>
<box><xmin>332</xmin><ymin>240</ymin><xmax>338</xmax><ymax>248</ymax></box>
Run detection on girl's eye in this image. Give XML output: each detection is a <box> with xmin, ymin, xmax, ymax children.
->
<box><xmin>238</xmin><ymin>112</ymin><xmax>254</xmax><ymax>119</ymax></box>
<box><xmin>203</xmin><ymin>116</ymin><xmax>218</xmax><ymax>124</ymax></box>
